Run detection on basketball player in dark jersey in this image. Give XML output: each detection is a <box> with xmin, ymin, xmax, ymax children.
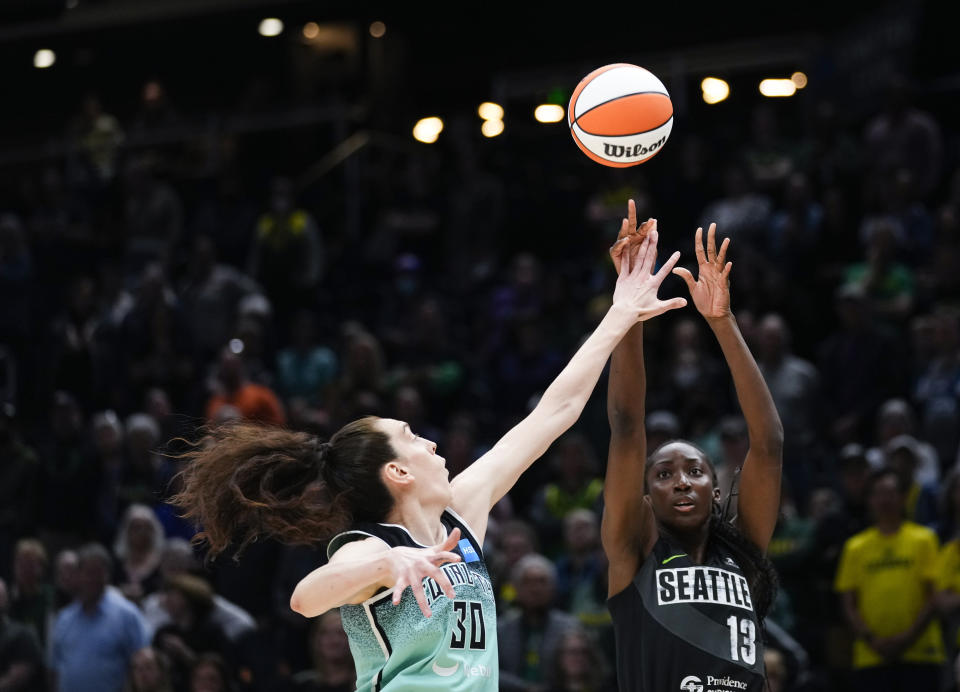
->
<box><xmin>602</xmin><ymin>203</ymin><xmax>783</xmax><ymax>692</ymax></box>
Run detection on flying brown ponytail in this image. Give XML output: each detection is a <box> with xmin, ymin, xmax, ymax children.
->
<box><xmin>170</xmin><ymin>416</ymin><xmax>396</xmax><ymax>558</ymax></box>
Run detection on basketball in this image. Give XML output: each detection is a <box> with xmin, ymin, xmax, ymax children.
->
<box><xmin>568</xmin><ymin>63</ymin><xmax>673</xmax><ymax>167</ymax></box>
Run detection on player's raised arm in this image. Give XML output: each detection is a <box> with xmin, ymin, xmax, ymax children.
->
<box><xmin>603</xmin><ymin>201</ymin><xmax>660</xmax><ymax>597</ymax></box>
<box><xmin>450</xmin><ymin>230</ymin><xmax>686</xmax><ymax>543</ymax></box>
<box><xmin>672</xmin><ymin>224</ymin><xmax>783</xmax><ymax>551</ymax></box>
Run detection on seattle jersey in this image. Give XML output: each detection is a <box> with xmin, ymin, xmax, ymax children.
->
<box><xmin>327</xmin><ymin>508</ymin><xmax>498</xmax><ymax>692</ymax></box>
<box><xmin>608</xmin><ymin>536</ymin><xmax>765</xmax><ymax>692</ymax></box>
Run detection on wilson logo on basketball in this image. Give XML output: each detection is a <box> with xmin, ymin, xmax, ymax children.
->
<box><xmin>602</xmin><ymin>137</ymin><xmax>667</xmax><ymax>159</ymax></box>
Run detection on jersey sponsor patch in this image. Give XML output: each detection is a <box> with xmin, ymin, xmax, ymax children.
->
<box><xmin>458</xmin><ymin>539</ymin><xmax>479</xmax><ymax>563</ymax></box>
<box><xmin>656</xmin><ymin>566</ymin><xmax>754</xmax><ymax>611</ymax></box>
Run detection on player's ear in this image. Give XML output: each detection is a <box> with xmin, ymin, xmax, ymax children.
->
<box><xmin>381</xmin><ymin>461</ymin><xmax>413</xmax><ymax>488</ymax></box>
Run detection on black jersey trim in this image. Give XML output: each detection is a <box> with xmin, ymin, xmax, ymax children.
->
<box><xmin>364</xmin><ymin>595</ymin><xmax>393</xmax><ymax>692</ymax></box>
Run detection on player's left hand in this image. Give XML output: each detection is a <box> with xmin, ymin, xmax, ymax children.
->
<box><xmin>610</xmin><ymin>199</ymin><xmax>655</xmax><ymax>275</ymax></box>
<box><xmin>672</xmin><ymin>223</ymin><xmax>732</xmax><ymax>320</ymax></box>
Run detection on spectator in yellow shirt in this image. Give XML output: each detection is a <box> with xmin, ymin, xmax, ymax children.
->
<box><xmin>835</xmin><ymin>467</ymin><xmax>944</xmax><ymax>692</ymax></box>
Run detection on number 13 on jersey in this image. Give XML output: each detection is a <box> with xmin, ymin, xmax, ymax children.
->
<box><xmin>726</xmin><ymin>615</ymin><xmax>756</xmax><ymax>664</ymax></box>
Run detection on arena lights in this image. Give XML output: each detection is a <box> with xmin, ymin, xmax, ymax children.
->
<box><xmin>791</xmin><ymin>71</ymin><xmax>808</xmax><ymax>89</ymax></box>
<box><xmin>413</xmin><ymin>117</ymin><xmax>444</xmax><ymax>144</ymax></box>
<box><xmin>701</xmin><ymin>77</ymin><xmax>730</xmax><ymax>105</ymax></box>
<box><xmin>534</xmin><ymin>104</ymin><xmax>565</xmax><ymax>123</ymax></box>
<box><xmin>759</xmin><ymin>79</ymin><xmax>796</xmax><ymax>97</ymax></box>
<box><xmin>302</xmin><ymin>22</ymin><xmax>320</xmax><ymax>39</ymax></box>
<box><xmin>258</xmin><ymin>18</ymin><xmax>284</xmax><ymax>37</ymax></box>
<box><xmin>34</xmin><ymin>49</ymin><xmax>56</xmax><ymax>69</ymax></box>
<box><xmin>369</xmin><ymin>21</ymin><xmax>386</xmax><ymax>38</ymax></box>
<box><xmin>481</xmin><ymin>119</ymin><xmax>504</xmax><ymax>138</ymax></box>
<box><xmin>478</xmin><ymin>102</ymin><xmax>504</xmax><ymax>121</ymax></box>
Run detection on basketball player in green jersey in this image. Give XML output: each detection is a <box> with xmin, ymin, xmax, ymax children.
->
<box><xmin>603</xmin><ymin>204</ymin><xmax>783</xmax><ymax>691</ymax></box>
<box><xmin>172</xmin><ymin>229</ymin><xmax>687</xmax><ymax>691</ymax></box>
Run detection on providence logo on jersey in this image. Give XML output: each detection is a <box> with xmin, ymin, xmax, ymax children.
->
<box><xmin>656</xmin><ymin>566</ymin><xmax>754</xmax><ymax>611</ymax></box>
<box><xmin>681</xmin><ymin>674</ymin><xmax>748</xmax><ymax>691</ymax></box>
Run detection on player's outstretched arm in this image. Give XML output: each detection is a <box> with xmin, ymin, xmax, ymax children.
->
<box><xmin>603</xmin><ymin>201</ymin><xmax>659</xmax><ymax>598</ymax></box>
<box><xmin>450</xmin><ymin>229</ymin><xmax>686</xmax><ymax>544</ymax></box>
<box><xmin>673</xmin><ymin>224</ymin><xmax>783</xmax><ymax>552</ymax></box>
<box><xmin>290</xmin><ymin>528</ymin><xmax>462</xmax><ymax>618</ymax></box>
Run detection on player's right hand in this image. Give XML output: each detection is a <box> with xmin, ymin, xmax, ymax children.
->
<box><xmin>609</xmin><ymin>199</ymin><xmax>655</xmax><ymax>275</ymax></box>
<box><xmin>389</xmin><ymin>527</ymin><xmax>462</xmax><ymax>617</ymax></box>
<box><xmin>612</xmin><ymin>227</ymin><xmax>686</xmax><ymax>321</ymax></box>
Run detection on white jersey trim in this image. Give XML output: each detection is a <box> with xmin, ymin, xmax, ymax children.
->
<box><xmin>443</xmin><ymin>506</ymin><xmax>483</xmax><ymax>551</ymax></box>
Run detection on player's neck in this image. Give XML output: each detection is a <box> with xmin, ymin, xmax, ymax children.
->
<box><xmin>386</xmin><ymin>499</ymin><xmax>447</xmax><ymax>546</ymax></box>
<box><xmin>660</xmin><ymin>524</ymin><xmax>710</xmax><ymax>564</ymax></box>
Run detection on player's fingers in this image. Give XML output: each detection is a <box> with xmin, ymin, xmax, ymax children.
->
<box><xmin>640</xmin><ymin>230</ymin><xmax>659</xmax><ymax>275</ymax></box>
<box><xmin>654</xmin><ymin>251</ymin><xmax>682</xmax><ymax>282</ymax></box>
<box><xmin>410</xmin><ymin>577</ymin><xmax>432</xmax><ymax>618</ymax></box>
<box><xmin>707</xmin><ymin>223</ymin><xmax>717</xmax><ymax>262</ymax></box>
<box><xmin>722</xmin><ymin>261</ymin><xmax>733</xmax><ymax>280</ymax></box>
<box><xmin>672</xmin><ymin>266</ymin><xmax>697</xmax><ymax>293</ymax></box>
<box><xmin>717</xmin><ymin>236</ymin><xmax>731</xmax><ymax>266</ymax></box>
<box><xmin>627</xmin><ymin>199</ymin><xmax>637</xmax><ymax>232</ymax></box>
<box><xmin>617</xmin><ymin>217</ymin><xmax>630</xmax><ymax>241</ymax></box>
<box><xmin>392</xmin><ymin>576</ymin><xmax>408</xmax><ymax>605</ymax></box>
<box><xmin>694</xmin><ymin>227</ymin><xmax>707</xmax><ymax>265</ymax></box>
<box><xmin>431</xmin><ymin>551</ymin><xmax>461</xmax><ymax>565</ymax></box>
<box><xmin>429</xmin><ymin>565</ymin><xmax>457</xmax><ymax>601</ymax></box>
<box><xmin>437</xmin><ymin>527</ymin><xmax>460</xmax><ymax>553</ymax></box>
<box><xmin>649</xmin><ymin>297</ymin><xmax>688</xmax><ymax>317</ymax></box>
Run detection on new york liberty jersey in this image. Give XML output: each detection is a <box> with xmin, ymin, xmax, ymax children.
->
<box><xmin>327</xmin><ymin>508</ymin><xmax>498</xmax><ymax>691</ymax></box>
<box><xmin>608</xmin><ymin>536</ymin><xmax>766</xmax><ymax>692</ymax></box>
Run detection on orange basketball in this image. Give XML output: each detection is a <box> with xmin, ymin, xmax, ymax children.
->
<box><xmin>568</xmin><ymin>63</ymin><xmax>673</xmax><ymax>167</ymax></box>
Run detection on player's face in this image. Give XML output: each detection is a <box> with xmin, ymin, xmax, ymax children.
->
<box><xmin>645</xmin><ymin>442</ymin><xmax>719</xmax><ymax>531</ymax></box>
<box><xmin>379</xmin><ymin>418</ymin><xmax>452</xmax><ymax>506</ymax></box>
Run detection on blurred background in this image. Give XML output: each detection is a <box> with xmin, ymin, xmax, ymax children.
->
<box><xmin>1</xmin><ymin>1</ymin><xmax>959</xmax><ymax>691</ymax></box>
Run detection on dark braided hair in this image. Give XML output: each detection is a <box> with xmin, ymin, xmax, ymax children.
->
<box><xmin>647</xmin><ymin>440</ymin><xmax>779</xmax><ymax>620</ymax></box>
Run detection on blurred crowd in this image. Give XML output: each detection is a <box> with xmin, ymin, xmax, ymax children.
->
<box><xmin>1</xmin><ymin>63</ymin><xmax>959</xmax><ymax>692</ymax></box>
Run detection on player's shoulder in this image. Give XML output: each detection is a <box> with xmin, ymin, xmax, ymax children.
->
<box><xmin>327</xmin><ymin>532</ymin><xmax>391</xmax><ymax>562</ymax></box>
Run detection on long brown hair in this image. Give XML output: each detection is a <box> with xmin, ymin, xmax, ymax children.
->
<box><xmin>170</xmin><ymin>417</ymin><xmax>396</xmax><ymax>558</ymax></box>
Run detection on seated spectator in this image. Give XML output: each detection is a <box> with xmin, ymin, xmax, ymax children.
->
<box><xmin>0</xmin><ymin>404</ymin><xmax>37</xmax><ymax>582</ymax></box>
<box><xmin>865</xmin><ymin>399</ymin><xmax>940</xmax><ymax>485</ymax></box>
<box><xmin>544</xmin><ymin>627</ymin><xmax>613</xmax><ymax>692</ymax></box>
<box><xmin>489</xmin><ymin>520</ymin><xmax>539</xmax><ymax>606</ymax></box>
<box><xmin>276</xmin><ymin>309</ymin><xmax>338</xmax><ymax>407</ymax></box>
<box><xmin>178</xmin><ymin>235</ymin><xmax>262</xmax><ymax>364</ymax></box>
<box><xmin>7</xmin><ymin>539</ymin><xmax>56</xmax><ymax>647</ymax></box>
<box><xmin>152</xmin><ymin>574</ymin><xmax>232</xmax><ymax>688</ymax></box>
<box><xmin>92</xmin><ymin>410</ymin><xmax>128</xmax><ymax>540</ymax></box>
<box><xmin>528</xmin><ymin>433</ymin><xmax>603</xmax><ymax>556</ymax></box>
<box><xmin>553</xmin><ymin>510</ymin><xmax>607</xmax><ymax>630</ymax></box>
<box><xmin>884</xmin><ymin>435</ymin><xmax>938</xmax><ymax>525</ymax></box>
<box><xmin>125</xmin><ymin>645</ymin><xmax>174</xmax><ymax>692</ymax></box>
<box><xmin>50</xmin><ymin>543</ymin><xmax>150</xmax><ymax>692</ymax></box>
<box><xmin>498</xmin><ymin>554</ymin><xmax>578</xmax><ymax>692</ymax></box>
<box><xmin>205</xmin><ymin>346</ymin><xmax>285</xmax><ymax>426</ymax></box>
<box><xmin>142</xmin><ymin>539</ymin><xmax>255</xmax><ymax>644</ymax></box>
<box><xmin>114</xmin><ymin>504</ymin><xmax>166</xmax><ymax>605</ymax></box>
<box><xmin>935</xmin><ymin>468</ymin><xmax>960</xmax><ymax>544</ymax></box>
<box><xmin>247</xmin><ymin>176</ymin><xmax>323</xmax><ymax>317</ymax></box>
<box><xmin>834</xmin><ymin>468</ymin><xmax>943</xmax><ymax>691</ymax></box>
<box><xmin>188</xmin><ymin>653</ymin><xmax>235</xmax><ymax>692</ymax></box>
<box><xmin>52</xmin><ymin>549</ymin><xmax>79</xmax><ymax>610</ymax></box>
<box><xmin>0</xmin><ymin>576</ymin><xmax>44</xmax><ymax>692</ymax></box>
<box><xmin>36</xmin><ymin>392</ymin><xmax>99</xmax><ymax>553</ymax></box>
<box><xmin>283</xmin><ymin>611</ymin><xmax>355</xmax><ymax>692</ymax></box>
<box><xmin>843</xmin><ymin>219</ymin><xmax>915</xmax><ymax>324</ymax></box>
